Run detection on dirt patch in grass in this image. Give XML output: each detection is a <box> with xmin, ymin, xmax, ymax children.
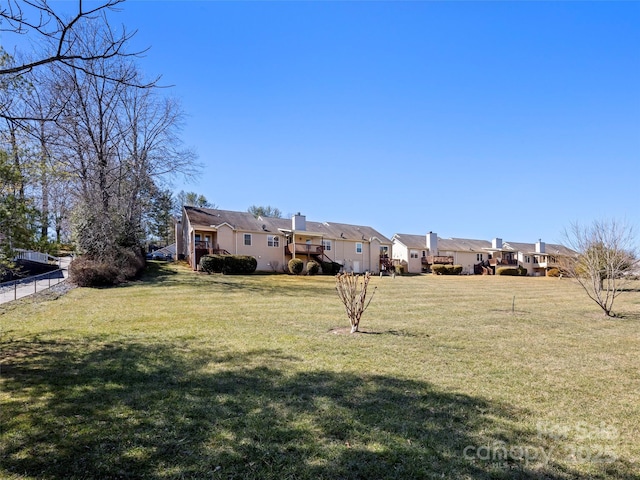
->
<box><xmin>327</xmin><ymin>326</ymin><xmax>381</xmax><ymax>335</ymax></box>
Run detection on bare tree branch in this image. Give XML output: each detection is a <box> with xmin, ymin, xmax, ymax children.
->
<box><xmin>0</xmin><ymin>0</ymin><xmax>135</xmax><ymax>75</ymax></box>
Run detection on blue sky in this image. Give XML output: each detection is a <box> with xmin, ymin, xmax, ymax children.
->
<box><xmin>15</xmin><ymin>1</ymin><xmax>640</xmax><ymax>244</ymax></box>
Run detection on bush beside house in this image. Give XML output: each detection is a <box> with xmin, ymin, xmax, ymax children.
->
<box><xmin>431</xmin><ymin>264</ymin><xmax>463</xmax><ymax>275</ymax></box>
<box><xmin>496</xmin><ymin>266</ymin><xmax>528</xmax><ymax>276</ymax></box>
<box><xmin>200</xmin><ymin>254</ymin><xmax>257</xmax><ymax>275</ymax></box>
<box><xmin>288</xmin><ymin>258</ymin><xmax>304</xmax><ymax>275</ymax></box>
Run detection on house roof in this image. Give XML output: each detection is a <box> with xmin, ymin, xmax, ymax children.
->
<box><xmin>392</xmin><ymin>234</ymin><xmax>490</xmax><ymax>252</ymax></box>
<box><xmin>438</xmin><ymin>237</ymin><xmax>492</xmax><ymax>252</ymax></box>
<box><xmin>502</xmin><ymin>241</ymin><xmax>576</xmax><ymax>256</ymax></box>
<box><xmin>392</xmin><ymin>233</ymin><xmax>428</xmax><ymax>249</ymax></box>
<box><xmin>392</xmin><ymin>233</ymin><xmax>575</xmax><ymax>256</ymax></box>
<box><xmin>183</xmin><ymin>206</ymin><xmax>392</xmax><ymax>243</ymax></box>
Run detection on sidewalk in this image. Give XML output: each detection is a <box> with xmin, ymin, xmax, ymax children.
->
<box><xmin>0</xmin><ymin>257</ymin><xmax>71</xmax><ymax>304</ymax></box>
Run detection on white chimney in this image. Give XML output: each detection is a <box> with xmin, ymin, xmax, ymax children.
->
<box><xmin>292</xmin><ymin>213</ymin><xmax>306</xmax><ymax>231</ymax></box>
<box><xmin>426</xmin><ymin>232</ymin><xmax>438</xmax><ymax>253</ymax></box>
<box><xmin>535</xmin><ymin>239</ymin><xmax>545</xmax><ymax>253</ymax></box>
<box><xmin>492</xmin><ymin>238</ymin><xmax>503</xmax><ymax>249</ymax></box>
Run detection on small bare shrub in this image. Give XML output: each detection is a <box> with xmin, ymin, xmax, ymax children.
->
<box><xmin>335</xmin><ymin>272</ymin><xmax>377</xmax><ymax>333</ymax></box>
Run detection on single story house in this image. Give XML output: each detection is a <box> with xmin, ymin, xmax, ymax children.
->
<box><xmin>176</xmin><ymin>206</ymin><xmax>393</xmax><ymax>274</ymax></box>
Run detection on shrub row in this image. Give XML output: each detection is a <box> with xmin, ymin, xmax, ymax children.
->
<box><xmin>200</xmin><ymin>254</ymin><xmax>257</xmax><ymax>274</ymax></box>
<box><xmin>287</xmin><ymin>258</ymin><xmax>343</xmax><ymax>275</ymax></box>
<box><xmin>431</xmin><ymin>264</ymin><xmax>463</xmax><ymax>275</ymax></box>
<box><xmin>496</xmin><ymin>266</ymin><xmax>528</xmax><ymax>276</ymax></box>
<box><xmin>69</xmin><ymin>248</ymin><xmax>146</xmax><ymax>287</ymax></box>
<box><xmin>321</xmin><ymin>261</ymin><xmax>342</xmax><ymax>275</ymax></box>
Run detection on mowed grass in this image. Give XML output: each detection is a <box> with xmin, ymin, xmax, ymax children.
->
<box><xmin>1</xmin><ymin>262</ymin><xmax>639</xmax><ymax>480</ymax></box>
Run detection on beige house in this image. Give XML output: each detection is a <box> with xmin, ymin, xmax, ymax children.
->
<box><xmin>392</xmin><ymin>233</ymin><xmax>490</xmax><ymax>274</ymax></box>
<box><xmin>392</xmin><ymin>233</ymin><xmax>575</xmax><ymax>275</ymax></box>
<box><xmin>177</xmin><ymin>206</ymin><xmax>393</xmax><ymax>273</ymax></box>
<box><xmin>484</xmin><ymin>238</ymin><xmax>575</xmax><ymax>276</ymax></box>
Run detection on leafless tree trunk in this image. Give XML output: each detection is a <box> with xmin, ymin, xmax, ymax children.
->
<box><xmin>335</xmin><ymin>272</ymin><xmax>377</xmax><ymax>333</ymax></box>
<box><xmin>562</xmin><ymin>219</ymin><xmax>638</xmax><ymax>317</ymax></box>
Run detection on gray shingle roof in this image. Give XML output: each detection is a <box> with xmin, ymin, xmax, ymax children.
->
<box><xmin>183</xmin><ymin>206</ymin><xmax>391</xmax><ymax>243</ymax></box>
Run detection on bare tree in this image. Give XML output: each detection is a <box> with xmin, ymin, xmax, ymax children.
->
<box><xmin>1</xmin><ymin>0</ymin><xmax>153</xmax><ymax>122</ymax></box>
<box><xmin>1</xmin><ymin>0</ymin><xmax>135</xmax><ymax>76</ymax></box>
<box><xmin>335</xmin><ymin>272</ymin><xmax>377</xmax><ymax>333</ymax></box>
<box><xmin>562</xmin><ymin>219</ymin><xmax>638</xmax><ymax>317</ymax></box>
<box><xmin>43</xmin><ymin>20</ymin><xmax>195</xmax><ymax>265</ymax></box>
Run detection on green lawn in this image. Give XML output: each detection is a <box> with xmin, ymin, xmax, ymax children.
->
<box><xmin>1</xmin><ymin>262</ymin><xmax>639</xmax><ymax>479</ymax></box>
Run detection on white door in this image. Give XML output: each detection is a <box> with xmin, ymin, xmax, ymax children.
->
<box><xmin>353</xmin><ymin>261</ymin><xmax>361</xmax><ymax>273</ymax></box>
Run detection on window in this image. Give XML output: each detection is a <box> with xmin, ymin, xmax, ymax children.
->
<box><xmin>476</xmin><ymin>253</ymin><xmax>483</xmax><ymax>261</ymax></box>
<box><xmin>356</xmin><ymin>242</ymin><xmax>363</xmax><ymax>254</ymax></box>
<box><xmin>267</xmin><ymin>235</ymin><xmax>279</xmax><ymax>247</ymax></box>
<box><xmin>244</xmin><ymin>234</ymin><xmax>252</xmax><ymax>246</ymax></box>
<box><xmin>410</xmin><ymin>250</ymin><xmax>419</xmax><ymax>259</ymax></box>
<box><xmin>322</xmin><ymin>239</ymin><xmax>332</xmax><ymax>251</ymax></box>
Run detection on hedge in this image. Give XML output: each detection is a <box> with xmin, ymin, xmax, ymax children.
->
<box><xmin>431</xmin><ymin>264</ymin><xmax>463</xmax><ymax>275</ymax></box>
<box><xmin>200</xmin><ymin>254</ymin><xmax>257</xmax><ymax>274</ymax></box>
<box><xmin>321</xmin><ymin>261</ymin><xmax>342</xmax><ymax>275</ymax></box>
<box><xmin>496</xmin><ymin>266</ymin><xmax>527</xmax><ymax>276</ymax></box>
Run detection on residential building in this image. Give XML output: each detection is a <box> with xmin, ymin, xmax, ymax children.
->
<box><xmin>392</xmin><ymin>233</ymin><xmax>490</xmax><ymax>274</ymax></box>
<box><xmin>392</xmin><ymin>233</ymin><xmax>575</xmax><ymax>275</ymax></box>
<box><xmin>177</xmin><ymin>207</ymin><xmax>393</xmax><ymax>273</ymax></box>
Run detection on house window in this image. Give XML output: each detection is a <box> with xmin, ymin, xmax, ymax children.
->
<box><xmin>267</xmin><ymin>235</ymin><xmax>279</xmax><ymax>247</ymax></box>
<box><xmin>356</xmin><ymin>242</ymin><xmax>363</xmax><ymax>254</ymax></box>
<box><xmin>410</xmin><ymin>250</ymin><xmax>419</xmax><ymax>259</ymax></box>
<box><xmin>525</xmin><ymin>256</ymin><xmax>531</xmax><ymax>263</ymax></box>
<box><xmin>244</xmin><ymin>234</ymin><xmax>252</xmax><ymax>246</ymax></box>
<box><xmin>322</xmin><ymin>239</ymin><xmax>332</xmax><ymax>251</ymax></box>
<box><xmin>476</xmin><ymin>253</ymin><xmax>483</xmax><ymax>261</ymax></box>
<box><xmin>422</xmin><ymin>251</ymin><xmax>426</xmax><ymax>257</ymax></box>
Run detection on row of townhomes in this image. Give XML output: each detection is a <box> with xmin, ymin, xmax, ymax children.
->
<box><xmin>176</xmin><ymin>206</ymin><xmax>574</xmax><ymax>275</ymax></box>
<box><xmin>177</xmin><ymin>207</ymin><xmax>393</xmax><ymax>274</ymax></box>
<box><xmin>392</xmin><ymin>233</ymin><xmax>575</xmax><ymax>276</ymax></box>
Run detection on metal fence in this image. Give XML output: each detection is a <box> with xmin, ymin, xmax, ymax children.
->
<box><xmin>0</xmin><ymin>269</ymin><xmax>66</xmax><ymax>304</ymax></box>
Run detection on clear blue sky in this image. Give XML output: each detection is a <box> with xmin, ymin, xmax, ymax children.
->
<box><xmin>27</xmin><ymin>2</ymin><xmax>640</xmax><ymax>243</ymax></box>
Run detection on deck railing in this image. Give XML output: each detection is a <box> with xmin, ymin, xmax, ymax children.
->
<box><xmin>489</xmin><ymin>258</ymin><xmax>518</xmax><ymax>266</ymax></box>
<box><xmin>285</xmin><ymin>244</ymin><xmax>324</xmax><ymax>255</ymax></box>
<box><xmin>423</xmin><ymin>255</ymin><xmax>454</xmax><ymax>265</ymax></box>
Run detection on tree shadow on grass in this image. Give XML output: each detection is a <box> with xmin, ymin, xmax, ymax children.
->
<box><xmin>1</xmin><ymin>338</ymin><xmax>635</xmax><ymax>479</ymax></box>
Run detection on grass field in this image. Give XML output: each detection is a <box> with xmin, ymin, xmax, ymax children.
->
<box><xmin>1</xmin><ymin>262</ymin><xmax>639</xmax><ymax>479</ymax></box>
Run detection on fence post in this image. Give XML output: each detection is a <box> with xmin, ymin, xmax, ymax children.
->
<box><xmin>14</xmin><ymin>281</ymin><xmax>17</xmax><ymax>300</ymax></box>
